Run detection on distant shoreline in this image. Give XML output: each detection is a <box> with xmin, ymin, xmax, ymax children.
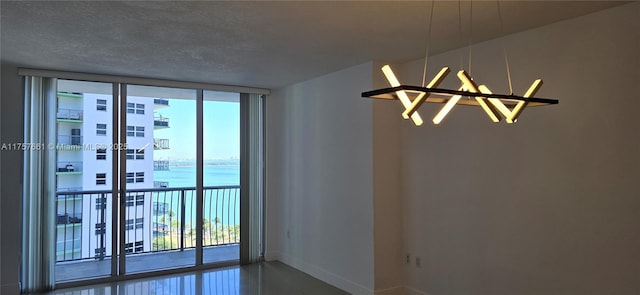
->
<box><xmin>165</xmin><ymin>159</ymin><xmax>239</xmax><ymax>168</ymax></box>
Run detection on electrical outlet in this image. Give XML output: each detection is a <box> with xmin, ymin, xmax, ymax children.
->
<box><xmin>287</xmin><ymin>230</ymin><xmax>290</xmax><ymax>238</ymax></box>
<box><xmin>416</xmin><ymin>256</ymin><xmax>421</xmax><ymax>267</ymax></box>
<box><xmin>406</xmin><ymin>253</ymin><xmax>410</xmax><ymax>264</ymax></box>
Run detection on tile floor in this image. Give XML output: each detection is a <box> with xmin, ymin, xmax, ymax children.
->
<box><xmin>41</xmin><ymin>261</ymin><xmax>349</xmax><ymax>295</ymax></box>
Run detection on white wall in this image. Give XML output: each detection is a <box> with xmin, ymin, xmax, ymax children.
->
<box><xmin>400</xmin><ymin>3</ymin><xmax>639</xmax><ymax>294</ymax></box>
<box><xmin>266</xmin><ymin>62</ymin><xmax>376</xmax><ymax>294</ymax></box>
<box><xmin>371</xmin><ymin>62</ymin><xmax>405</xmax><ymax>295</ymax></box>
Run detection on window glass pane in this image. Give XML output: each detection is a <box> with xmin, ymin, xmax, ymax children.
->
<box><xmin>203</xmin><ymin>90</ymin><xmax>240</xmax><ymax>264</ymax></box>
<box><xmin>125</xmin><ymin>84</ymin><xmax>196</xmax><ymax>272</ymax></box>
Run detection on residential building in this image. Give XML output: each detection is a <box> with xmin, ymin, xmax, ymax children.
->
<box><xmin>54</xmin><ymin>86</ymin><xmax>171</xmax><ymax>261</ymax></box>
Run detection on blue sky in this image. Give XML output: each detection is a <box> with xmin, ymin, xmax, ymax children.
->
<box><xmin>153</xmin><ymin>99</ymin><xmax>239</xmax><ymax>161</ymax></box>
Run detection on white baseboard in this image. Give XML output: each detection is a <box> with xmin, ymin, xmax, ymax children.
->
<box><xmin>265</xmin><ymin>252</ymin><xmax>431</xmax><ymax>295</ymax></box>
<box><xmin>405</xmin><ymin>285</ymin><xmax>430</xmax><ymax>295</ymax></box>
<box><xmin>263</xmin><ymin>251</ymin><xmax>280</xmax><ymax>261</ymax></box>
<box><xmin>374</xmin><ymin>285</ymin><xmax>405</xmax><ymax>295</ymax></box>
<box><xmin>277</xmin><ymin>252</ymin><xmax>374</xmax><ymax>295</ymax></box>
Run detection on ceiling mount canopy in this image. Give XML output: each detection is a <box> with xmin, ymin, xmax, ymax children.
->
<box><xmin>362</xmin><ymin>1</ymin><xmax>558</xmax><ymax>126</ymax></box>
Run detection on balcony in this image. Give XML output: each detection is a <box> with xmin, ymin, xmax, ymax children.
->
<box><xmin>154</xmin><ymin>181</ymin><xmax>169</xmax><ymax>188</ymax></box>
<box><xmin>56</xmin><ymin>161</ymin><xmax>83</xmax><ymax>175</ymax></box>
<box><xmin>55</xmin><ymin>186</ymin><xmax>240</xmax><ymax>282</ymax></box>
<box><xmin>56</xmin><ymin>108</ymin><xmax>83</xmax><ymax>122</ymax></box>
<box><xmin>57</xmin><ymin>213</ymin><xmax>82</xmax><ymax>225</ymax></box>
<box><xmin>154</xmin><ymin>116</ymin><xmax>170</xmax><ymax>129</ymax></box>
<box><xmin>57</xmin><ymin>134</ymin><xmax>83</xmax><ymax>147</ymax></box>
<box><xmin>154</xmin><ymin>160</ymin><xmax>170</xmax><ymax>171</ymax></box>
<box><xmin>154</xmin><ymin>138</ymin><xmax>170</xmax><ymax>150</ymax></box>
<box><xmin>57</xmin><ymin>92</ymin><xmax>83</xmax><ymax>99</ymax></box>
<box><xmin>153</xmin><ymin>98</ymin><xmax>170</xmax><ymax>109</ymax></box>
<box><xmin>57</xmin><ymin>187</ymin><xmax>83</xmax><ymax>192</ymax></box>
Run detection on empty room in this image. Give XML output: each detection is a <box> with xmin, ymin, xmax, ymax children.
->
<box><xmin>1</xmin><ymin>1</ymin><xmax>638</xmax><ymax>294</ymax></box>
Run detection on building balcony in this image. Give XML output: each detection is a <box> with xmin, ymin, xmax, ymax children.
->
<box><xmin>154</xmin><ymin>160</ymin><xmax>170</xmax><ymax>171</ymax></box>
<box><xmin>56</xmin><ymin>108</ymin><xmax>83</xmax><ymax>122</ymax></box>
<box><xmin>57</xmin><ymin>213</ymin><xmax>83</xmax><ymax>225</ymax></box>
<box><xmin>154</xmin><ymin>138</ymin><xmax>170</xmax><ymax>150</ymax></box>
<box><xmin>57</xmin><ymin>135</ymin><xmax>83</xmax><ymax>147</ymax></box>
<box><xmin>154</xmin><ymin>116</ymin><xmax>170</xmax><ymax>129</ymax></box>
<box><xmin>57</xmin><ymin>187</ymin><xmax>83</xmax><ymax>192</ymax></box>
<box><xmin>54</xmin><ymin>186</ymin><xmax>240</xmax><ymax>282</ymax></box>
<box><xmin>153</xmin><ymin>98</ymin><xmax>170</xmax><ymax>109</ymax></box>
<box><xmin>154</xmin><ymin>181</ymin><xmax>169</xmax><ymax>188</ymax></box>
<box><xmin>56</xmin><ymin>161</ymin><xmax>83</xmax><ymax>174</ymax></box>
<box><xmin>57</xmin><ymin>92</ymin><xmax>83</xmax><ymax>99</ymax></box>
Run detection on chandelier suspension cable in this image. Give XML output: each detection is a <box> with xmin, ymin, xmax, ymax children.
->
<box><xmin>458</xmin><ymin>0</ymin><xmax>464</xmax><ymax>72</ymax></box>
<box><xmin>361</xmin><ymin>0</ymin><xmax>558</xmax><ymax>126</ymax></box>
<box><xmin>421</xmin><ymin>0</ymin><xmax>436</xmax><ymax>87</ymax></box>
<box><xmin>496</xmin><ymin>0</ymin><xmax>514</xmax><ymax>94</ymax></box>
<box><xmin>468</xmin><ymin>1</ymin><xmax>473</xmax><ymax>75</ymax></box>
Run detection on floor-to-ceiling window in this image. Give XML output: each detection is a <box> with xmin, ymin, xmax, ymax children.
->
<box><xmin>54</xmin><ymin>80</ymin><xmax>116</xmax><ymax>282</ymax></box>
<box><xmin>20</xmin><ymin>70</ymin><xmax>264</xmax><ymax>292</ymax></box>
<box><xmin>203</xmin><ymin>90</ymin><xmax>240</xmax><ymax>264</ymax></box>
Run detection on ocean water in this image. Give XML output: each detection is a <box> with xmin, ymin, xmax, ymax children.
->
<box><xmin>153</xmin><ymin>161</ymin><xmax>239</xmax><ymax>187</ymax></box>
<box><xmin>153</xmin><ymin>161</ymin><xmax>240</xmax><ymax>225</ymax></box>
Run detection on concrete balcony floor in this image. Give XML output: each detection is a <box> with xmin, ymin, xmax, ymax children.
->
<box><xmin>56</xmin><ymin>244</ymin><xmax>239</xmax><ymax>282</ymax></box>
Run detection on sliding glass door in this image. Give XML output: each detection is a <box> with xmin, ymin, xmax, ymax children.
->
<box><xmin>21</xmin><ymin>71</ymin><xmax>262</xmax><ymax>292</ymax></box>
<box><xmin>203</xmin><ymin>90</ymin><xmax>240</xmax><ymax>264</ymax></box>
<box><xmin>123</xmin><ymin>85</ymin><xmax>198</xmax><ymax>273</ymax></box>
<box><xmin>50</xmin><ymin>82</ymin><xmax>241</xmax><ymax>282</ymax></box>
<box><xmin>54</xmin><ymin>79</ymin><xmax>116</xmax><ymax>282</ymax></box>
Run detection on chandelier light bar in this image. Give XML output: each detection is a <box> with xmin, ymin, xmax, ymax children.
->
<box><xmin>381</xmin><ymin>65</ymin><xmax>424</xmax><ymax>125</ymax></box>
<box><xmin>361</xmin><ymin>1</ymin><xmax>558</xmax><ymax>126</ymax></box>
<box><xmin>509</xmin><ymin>79</ymin><xmax>543</xmax><ymax>123</ymax></box>
<box><xmin>432</xmin><ymin>91</ymin><xmax>462</xmax><ymax>125</ymax></box>
<box><xmin>363</xmin><ymin>65</ymin><xmax>558</xmax><ymax>126</ymax></box>
<box><xmin>457</xmin><ymin>70</ymin><xmax>502</xmax><ymax>122</ymax></box>
<box><xmin>403</xmin><ymin>66</ymin><xmax>450</xmax><ymax>118</ymax></box>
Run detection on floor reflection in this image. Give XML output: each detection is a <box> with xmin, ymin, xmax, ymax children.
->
<box><xmin>48</xmin><ymin>262</ymin><xmax>348</xmax><ymax>295</ymax></box>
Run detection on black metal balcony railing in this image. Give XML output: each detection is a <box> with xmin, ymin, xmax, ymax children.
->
<box><xmin>57</xmin><ymin>161</ymin><xmax>83</xmax><ymax>173</ymax></box>
<box><xmin>57</xmin><ymin>187</ymin><xmax>83</xmax><ymax>192</ymax></box>
<box><xmin>154</xmin><ymin>181</ymin><xmax>169</xmax><ymax>188</ymax></box>
<box><xmin>154</xmin><ymin>99</ymin><xmax>169</xmax><ymax>106</ymax></box>
<box><xmin>154</xmin><ymin>138</ymin><xmax>170</xmax><ymax>150</ymax></box>
<box><xmin>57</xmin><ymin>213</ymin><xmax>82</xmax><ymax>225</ymax></box>
<box><xmin>55</xmin><ymin>186</ymin><xmax>240</xmax><ymax>263</ymax></box>
<box><xmin>57</xmin><ymin>108</ymin><xmax>83</xmax><ymax>121</ymax></box>
<box><xmin>57</xmin><ymin>135</ymin><xmax>83</xmax><ymax>146</ymax></box>
<box><xmin>154</xmin><ymin>116</ymin><xmax>170</xmax><ymax>128</ymax></box>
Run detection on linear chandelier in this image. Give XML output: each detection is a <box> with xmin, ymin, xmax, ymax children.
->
<box><xmin>361</xmin><ymin>1</ymin><xmax>558</xmax><ymax>126</ymax></box>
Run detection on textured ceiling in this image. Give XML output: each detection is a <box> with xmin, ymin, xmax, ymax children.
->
<box><xmin>0</xmin><ymin>1</ymin><xmax>625</xmax><ymax>89</ymax></box>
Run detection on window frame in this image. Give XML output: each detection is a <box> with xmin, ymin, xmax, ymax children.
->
<box><xmin>127</xmin><ymin>102</ymin><xmax>145</xmax><ymax>115</ymax></box>
<box><xmin>96</xmin><ymin>148</ymin><xmax>107</xmax><ymax>160</ymax></box>
<box><xmin>96</xmin><ymin>99</ymin><xmax>107</xmax><ymax>111</ymax></box>
<box><xmin>96</xmin><ymin>123</ymin><xmax>107</xmax><ymax>136</ymax></box>
<box><xmin>96</xmin><ymin>173</ymin><xmax>107</xmax><ymax>185</ymax></box>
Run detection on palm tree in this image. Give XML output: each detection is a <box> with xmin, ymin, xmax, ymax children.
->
<box><xmin>213</xmin><ymin>216</ymin><xmax>220</xmax><ymax>245</ymax></box>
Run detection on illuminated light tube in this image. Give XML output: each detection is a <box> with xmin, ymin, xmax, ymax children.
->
<box><xmin>457</xmin><ymin>71</ymin><xmax>501</xmax><ymax>123</ymax></box>
<box><xmin>509</xmin><ymin>79</ymin><xmax>543</xmax><ymax>123</ymax></box>
<box><xmin>456</xmin><ymin>70</ymin><xmax>479</xmax><ymax>92</ymax></box>
<box><xmin>479</xmin><ymin>85</ymin><xmax>515</xmax><ymax>124</ymax></box>
<box><xmin>403</xmin><ymin>67</ymin><xmax>450</xmax><ymax>118</ymax></box>
<box><xmin>432</xmin><ymin>94</ymin><xmax>462</xmax><ymax>125</ymax></box>
<box><xmin>381</xmin><ymin>65</ymin><xmax>423</xmax><ymax>125</ymax></box>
